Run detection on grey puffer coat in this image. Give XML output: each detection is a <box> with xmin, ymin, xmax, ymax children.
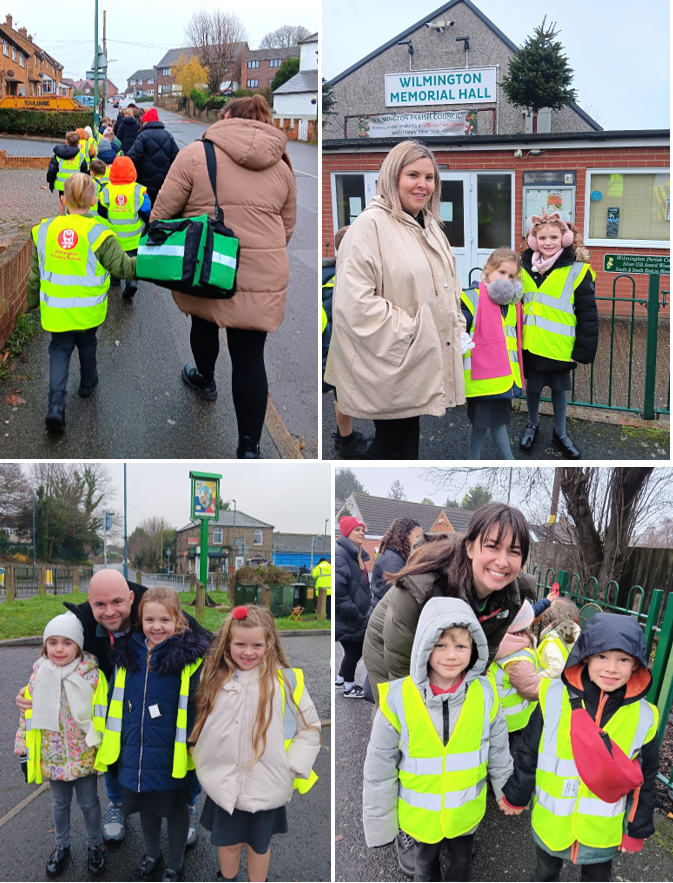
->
<box><xmin>334</xmin><ymin>535</ymin><xmax>371</xmax><ymax>644</ymax></box>
<box><xmin>362</xmin><ymin>597</ymin><xmax>513</xmax><ymax>847</ymax></box>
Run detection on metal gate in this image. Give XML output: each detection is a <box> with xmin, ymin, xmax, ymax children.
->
<box><xmin>298</xmin><ymin>119</ymin><xmax>308</xmax><ymax>141</ymax></box>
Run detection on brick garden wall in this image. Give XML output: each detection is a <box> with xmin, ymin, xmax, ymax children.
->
<box><xmin>273</xmin><ymin>117</ymin><xmax>317</xmax><ymax>142</ymax></box>
<box><xmin>0</xmin><ymin>151</ymin><xmax>50</xmax><ymax>169</ymax></box>
<box><xmin>0</xmin><ymin>230</ymin><xmax>31</xmax><ymax>349</ymax></box>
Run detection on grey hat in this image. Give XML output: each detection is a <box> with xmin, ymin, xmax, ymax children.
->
<box><xmin>43</xmin><ymin>612</ymin><xmax>84</xmax><ymax>649</ymax></box>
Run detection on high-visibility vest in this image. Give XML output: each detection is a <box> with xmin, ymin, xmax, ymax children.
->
<box><xmin>487</xmin><ymin>646</ymin><xmax>539</xmax><ymax>733</ymax></box>
<box><xmin>537</xmin><ymin>631</ymin><xmax>570</xmax><ymax>672</ymax></box>
<box><xmin>531</xmin><ymin>678</ymin><xmax>658</xmax><ymax>851</ymax></box>
<box><xmin>100</xmin><ymin>182</ymin><xmax>147</xmax><ymax>251</ymax></box>
<box><xmin>521</xmin><ymin>263</ymin><xmax>595</xmax><ymax>362</ymax></box>
<box><xmin>278</xmin><ymin>667</ymin><xmax>319</xmax><ymax>793</ymax></box>
<box><xmin>55</xmin><ymin>153</ymin><xmax>82</xmax><ymax>192</ymax></box>
<box><xmin>379</xmin><ymin>674</ymin><xmax>497</xmax><ymax>843</ymax></box>
<box><xmin>312</xmin><ymin>561</ymin><xmax>331</xmax><ymax>596</ymax></box>
<box><xmin>78</xmin><ymin>139</ymin><xmax>96</xmax><ymax>169</ymax></box>
<box><xmin>32</xmin><ymin>214</ymin><xmax>114</xmax><ymax>333</ymax></box>
<box><xmin>24</xmin><ymin>674</ymin><xmax>108</xmax><ymax>784</ymax></box>
<box><xmin>92</xmin><ymin>170</ymin><xmax>110</xmax><ymax>196</ymax></box>
<box><xmin>94</xmin><ymin>657</ymin><xmax>204</xmax><ymax>778</ymax></box>
<box><xmin>461</xmin><ymin>287</ymin><xmax>522</xmax><ymax>397</ymax></box>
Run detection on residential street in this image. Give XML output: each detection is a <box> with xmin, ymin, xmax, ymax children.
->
<box><xmin>0</xmin><ymin>103</ymin><xmax>319</xmax><ymax>458</ymax></box>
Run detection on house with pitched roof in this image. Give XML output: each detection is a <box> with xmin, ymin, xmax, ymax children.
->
<box><xmin>0</xmin><ymin>13</ymin><xmax>63</xmax><ymax>97</ymax></box>
<box><xmin>127</xmin><ymin>68</ymin><xmax>156</xmax><ymax>98</ymax></box>
<box><xmin>243</xmin><ymin>46</ymin><xmax>299</xmax><ymax>93</ymax></box>
<box><xmin>154</xmin><ymin>43</ymin><xmax>248</xmax><ymax>100</ymax></box>
<box><xmin>273</xmin><ymin>32</ymin><xmax>318</xmax><ymax>141</ymax></box>
<box><xmin>175</xmin><ymin>509</ymin><xmax>273</xmax><ymax>575</ymax></box>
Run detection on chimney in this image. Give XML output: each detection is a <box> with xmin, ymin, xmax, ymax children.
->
<box><xmin>5</xmin><ymin>14</ymin><xmax>12</xmax><ymax>29</ymax></box>
<box><xmin>18</xmin><ymin>26</ymin><xmax>27</xmax><ymax>37</ymax></box>
<box><xmin>28</xmin><ymin>34</ymin><xmax>33</xmax><ymax>42</ymax></box>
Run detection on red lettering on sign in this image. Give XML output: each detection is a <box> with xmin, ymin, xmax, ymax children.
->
<box><xmin>115</xmin><ymin>194</ymin><xmax>127</xmax><ymax>207</ymax></box>
<box><xmin>57</xmin><ymin>228</ymin><xmax>78</xmax><ymax>250</ymax></box>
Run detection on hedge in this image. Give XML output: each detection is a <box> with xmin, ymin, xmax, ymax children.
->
<box><xmin>0</xmin><ymin>109</ymin><xmax>94</xmax><ymax>137</ymax></box>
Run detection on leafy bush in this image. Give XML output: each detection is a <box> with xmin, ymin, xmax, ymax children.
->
<box><xmin>0</xmin><ymin>109</ymin><xmax>94</xmax><ymax>136</ymax></box>
<box><xmin>189</xmin><ymin>88</ymin><xmax>210</xmax><ymax>110</ymax></box>
<box><xmin>234</xmin><ymin>88</ymin><xmax>256</xmax><ymax>98</ymax></box>
<box><xmin>208</xmin><ymin>96</ymin><xmax>227</xmax><ymax>110</ymax></box>
<box><xmin>135</xmin><ymin>96</ymin><xmax>154</xmax><ymax>103</ymax></box>
<box><xmin>234</xmin><ymin>564</ymin><xmax>294</xmax><ymax>586</ymax></box>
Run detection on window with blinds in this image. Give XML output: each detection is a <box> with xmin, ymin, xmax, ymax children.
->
<box><xmin>588</xmin><ymin>171</ymin><xmax>670</xmax><ymax>244</ymax></box>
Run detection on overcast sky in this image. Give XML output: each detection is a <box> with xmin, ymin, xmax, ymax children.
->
<box><xmin>81</xmin><ymin>462</ymin><xmax>331</xmax><ymax>535</ymax></box>
<box><xmin>323</xmin><ymin>0</ymin><xmax>670</xmax><ymax>131</ymax></box>
<box><xmin>12</xmin><ymin>0</ymin><xmax>317</xmax><ymax>90</ymax></box>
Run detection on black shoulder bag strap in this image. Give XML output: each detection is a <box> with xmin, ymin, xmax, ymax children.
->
<box><xmin>202</xmin><ymin>138</ymin><xmax>227</xmax><ymax>231</ymax></box>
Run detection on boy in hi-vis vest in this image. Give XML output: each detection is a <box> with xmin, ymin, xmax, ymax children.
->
<box><xmin>363</xmin><ymin>597</ymin><xmax>513</xmax><ymax>882</ymax></box>
<box><xmin>501</xmin><ymin>613</ymin><xmax>659</xmax><ymax>882</ymax></box>
<box><xmin>28</xmin><ymin>173</ymin><xmax>137</xmax><ymax>432</ymax></box>
<box><xmin>46</xmin><ymin>131</ymin><xmax>88</xmax><ymax>216</ymax></box>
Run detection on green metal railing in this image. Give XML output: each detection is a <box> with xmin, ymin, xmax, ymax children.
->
<box><xmin>527</xmin><ymin>564</ymin><xmax>673</xmax><ymax>787</ymax></box>
<box><xmin>466</xmin><ymin>268</ymin><xmax>669</xmax><ymax>419</ymax></box>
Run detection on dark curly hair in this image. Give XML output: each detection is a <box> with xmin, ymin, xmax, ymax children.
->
<box><xmin>379</xmin><ymin>517</ymin><xmax>422</xmax><ymax>561</ymax></box>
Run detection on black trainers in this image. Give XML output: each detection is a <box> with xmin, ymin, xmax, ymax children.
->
<box><xmin>45</xmin><ymin>402</ymin><xmax>66</xmax><ymax>432</ymax></box>
<box><xmin>78</xmin><ymin>372</ymin><xmax>99</xmax><ymax>397</ymax></box>
<box><xmin>334</xmin><ymin>675</ymin><xmax>345</xmax><ymax>687</ymax></box>
<box><xmin>88</xmin><ymin>845</ymin><xmax>106</xmax><ymax>876</ymax></box>
<box><xmin>46</xmin><ymin>846</ymin><xmax>70</xmax><ymax>877</ymax></box>
<box><xmin>519</xmin><ymin>423</ymin><xmax>539</xmax><ymax>451</ymax></box>
<box><xmin>396</xmin><ymin>831</ymin><xmax>416</xmax><ymax>877</ymax></box>
<box><xmin>553</xmin><ymin>430</ymin><xmax>581</xmax><ymax>459</ymax></box>
<box><xmin>122</xmin><ymin>281</ymin><xmax>138</xmax><ymax>300</ymax></box>
<box><xmin>343</xmin><ymin>684</ymin><xmax>365</xmax><ymax>698</ymax></box>
<box><xmin>182</xmin><ymin>364</ymin><xmax>217</xmax><ymax>401</ymax></box>
<box><xmin>135</xmin><ymin>853</ymin><xmax>164</xmax><ymax>881</ymax></box>
<box><xmin>333</xmin><ymin>430</ymin><xmax>372</xmax><ymax>459</ymax></box>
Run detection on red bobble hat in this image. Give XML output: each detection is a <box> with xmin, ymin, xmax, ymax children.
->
<box><xmin>339</xmin><ymin>516</ymin><xmax>365</xmax><ymax>538</ymax></box>
<box><xmin>141</xmin><ymin>108</ymin><xmax>159</xmax><ymax>123</ymax></box>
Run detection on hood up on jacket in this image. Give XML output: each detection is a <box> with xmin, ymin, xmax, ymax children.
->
<box><xmin>410</xmin><ymin>596</ymin><xmax>489</xmax><ymax>696</ymax></box>
<box><xmin>110</xmin><ymin>155</ymin><xmax>138</xmax><ymax>185</ymax></box>
<box><xmin>53</xmin><ymin>143</ymin><xmax>81</xmax><ymax>160</ymax></box>
<box><xmin>112</xmin><ymin>627</ymin><xmax>210</xmax><ymax>675</ymax></box>
<box><xmin>562</xmin><ymin>612</ymin><xmax>651</xmax><ymax>702</ymax></box>
<box><xmin>203</xmin><ymin>117</ymin><xmax>288</xmax><ymax>172</ymax></box>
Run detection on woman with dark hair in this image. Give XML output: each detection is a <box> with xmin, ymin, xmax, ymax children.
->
<box><xmin>150</xmin><ymin>94</ymin><xmax>296</xmax><ymax>458</ymax></box>
<box><xmin>369</xmin><ymin>518</ymin><xmax>422</xmax><ymax>615</ymax></box>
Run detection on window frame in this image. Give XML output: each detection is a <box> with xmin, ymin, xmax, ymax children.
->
<box><xmin>254</xmin><ymin>529</ymin><xmax>263</xmax><ymax>546</ymax></box>
<box><xmin>247</xmin><ymin>59</ymin><xmax>260</xmax><ymax>69</ymax></box>
<box><xmin>269</xmin><ymin>58</ymin><xmax>282</xmax><ymax>68</ymax></box>
<box><xmin>2</xmin><ymin>40</ymin><xmax>8</xmax><ymax>56</ymax></box>
<box><xmin>584</xmin><ymin>168</ymin><xmax>670</xmax><ymax>249</ymax></box>
<box><xmin>247</xmin><ymin>78</ymin><xmax>259</xmax><ymax>88</ymax></box>
<box><xmin>212</xmin><ymin>528</ymin><xmax>223</xmax><ymax>545</ymax></box>
<box><xmin>19</xmin><ymin>53</ymin><xmax>24</xmax><ymax>67</ymax></box>
<box><xmin>162</xmin><ymin>67</ymin><xmax>170</xmax><ymax>77</ymax></box>
<box><xmin>11</xmin><ymin>45</ymin><xmax>16</xmax><ymax>61</ymax></box>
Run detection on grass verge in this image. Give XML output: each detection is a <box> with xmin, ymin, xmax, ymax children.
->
<box><xmin>0</xmin><ymin>591</ymin><xmax>330</xmax><ymax>640</ymax></box>
<box><xmin>0</xmin><ymin>310</ymin><xmax>40</xmax><ymax>384</ymax></box>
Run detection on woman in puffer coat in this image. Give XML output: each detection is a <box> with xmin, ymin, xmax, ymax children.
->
<box><xmin>369</xmin><ymin>517</ymin><xmax>422</xmax><ymax>615</ymax></box>
<box><xmin>150</xmin><ymin>94</ymin><xmax>296</xmax><ymax>459</ymax></box>
<box><xmin>324</xmin><ymin>139</ymin><xmax>467</xmax><ymax>459</ymax></box>
<box><xmin>335</xmin><ymin>516</ymin><xmax>372</xmax><ymax>698</ymax></box>
<box><xmin>126</xmin><ymin>108</ymin><xmax>180</xmax><ymax>205</ymax></box>
<box><xmin>116</xmin><ymin>109</ymin><xmax>140</xmax><ymax>155</ymax></box>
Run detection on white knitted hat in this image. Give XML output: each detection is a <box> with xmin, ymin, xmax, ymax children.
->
<box><xmin>43</xmin><ymin>612</ymin><xmax>84</xmax><ymax>649</ymax></box>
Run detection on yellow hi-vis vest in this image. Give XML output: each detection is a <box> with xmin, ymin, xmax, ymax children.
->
<box><xmin>487</xmin><ymin>647</ymin><xmax>539</xmax><ymax>733</ymax></box>
<box><xmin>378</xmin><ymin>674</ymin><xmax>497</xmax><ymax>843</ymax></box>
<box><xmin>531</xmin><ymin>678</ymin><xmax>658</xmax><ymax>852</ymax></box>
<box><xmin>94</xmin><ymin>657</ymin><xmax>203</xmax><ymax>778</ymax></box>
<box><xmin>100</xmin><ymin>182</ymin><xmax>147</xmax><ymax>251</ymax></box>
<box><xmin>521</xmin><ymin>263</ymin><xmax>595</xmax><ymax>362</ymax></box>
<box><xmin>93</xmin><ymin>169</ymin><xmax>111</xmax><ymax>196</ymax></box>
<box><xmin>460</xmin><ymin>287</ymin><xmax>522</xmax><ymax>397</ymax></box>
<box><xmin>55</xmin><ymin>153</ymin><xmax>82</xmax><ymax>192</ymax></box>
<box><xmin>312</xmin><ymin>561</ymin><xmax>331</xmax><ymax>596</ymax></box>
<box><xmin>278</xmin><ymin>667</ymin><xmax>319</xmax><ymax>793</ymax></box>
<box><xmin>24</xmin><ymin>674</ymin><xmax>109</xmax><ymax>784</ymax></box>
<box><xmin>537</xmin><ymin>631</ymin><xmax>570</xmax><ymax>672</ymax></box>
<box><xmin>32</xmin><ymin>214</ymin><xmax>114</xmax><ymax>333</ymax></box>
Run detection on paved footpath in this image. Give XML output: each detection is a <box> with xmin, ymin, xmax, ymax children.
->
<box><xmin>0</xmin><ymin>635</ymin><xmax>331</xmax><ymax>882</ymax></box>
<box><xmin>0</xmin><ymin>103</ymin><xmax>319</xmax><ymax>458</ymax></box>
<box><xmin>334</xmin><ymin>644</ymin><xmax>673</xmax><ymax>882</ymax></box>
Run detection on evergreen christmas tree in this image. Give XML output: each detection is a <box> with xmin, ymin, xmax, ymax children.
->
<box><xmin>500</xmin><ymin>17</ymin><xmax>577</xmax><ymax>133</ymax></box>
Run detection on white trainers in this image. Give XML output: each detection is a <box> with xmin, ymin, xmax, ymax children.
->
<box><xmin>185</xmin><ymin>803</ymin><xmax>198</xmax><ymax>847</ymax></box>
<box><xmin>343</xmin><ymin>684</ymin><xmax>365</xmax><ymax>698</ymax></box>
<box><xmin>102</xmin><ymin>802</ymin><xmax>125</xmax><ymax>842</ymax></box>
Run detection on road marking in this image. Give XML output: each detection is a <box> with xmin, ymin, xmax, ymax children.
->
<box><xmin>295</xmin><ymin>170</ymin><xmax>318</xmax><ymax>179</ymax></box>
<box><xmin>0</xmin><ymin>784</ymin><xmax>48</xmax><ymax>829</ymax></box>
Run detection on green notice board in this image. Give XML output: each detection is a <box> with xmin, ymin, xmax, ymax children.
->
<box><xmin>603</xmin><ymin>254</ymin><xmax>670</xmax><ymax>275</ymax></box>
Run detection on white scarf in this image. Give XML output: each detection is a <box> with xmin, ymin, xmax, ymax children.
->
<box><xmin>31</xmin><ymin>656</ymin><xmax>101</xmax><ymax>747</ymax></box>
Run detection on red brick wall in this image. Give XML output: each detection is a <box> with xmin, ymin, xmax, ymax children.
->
<box><xmin>322</xmin><ymin>144</ymin><xmax>670</xmax><ymax>318</ymax></box>
<box><xmin>0</xmin><ymin>231</ymin><xmax>31</xmax><ymax>350</ymax></box>
<box><xmin>0</xmin><ymin>151</ymin><xmax>49</xmax><ymax>169</ymax></box>
<box><xmin>273</xmin><ymin>118</ymin><xmax>317</xmax><ymax>142</ymax></box>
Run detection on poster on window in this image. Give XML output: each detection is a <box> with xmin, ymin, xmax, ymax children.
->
<box><xmin>357</xmin><ymin>110</ymin><xmax>477</xmax><ymax>139</ymax></box>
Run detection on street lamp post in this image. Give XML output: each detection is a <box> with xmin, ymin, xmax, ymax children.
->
<box><xmin>231</xmin><ymin>499</ymin><xmax>237</xmax><ymax>572</ymax></box>
<box><xmin>32</xmin><ymin>489</ymin><xmax>37</xmax><ymax>579</ymax></box>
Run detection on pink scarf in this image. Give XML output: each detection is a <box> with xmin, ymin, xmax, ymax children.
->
<box><xmin>471</xmin><ymin>282</ymin><xmax>525</xmax><ymax>390</ymax></box>
<box><xmin>531</xmin><ymin>248</ymin><xmax>563</xmax><ymax>274</ymax></box>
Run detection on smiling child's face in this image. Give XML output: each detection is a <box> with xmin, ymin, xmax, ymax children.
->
<box><xmin>586</xmin><ymin>650</ymin><xmax>638</xmax><ymax>692</ymax></box>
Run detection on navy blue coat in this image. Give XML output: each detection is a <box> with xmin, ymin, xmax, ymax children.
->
<box><xmin>117</xmin><ymin>115</ymin><xmax>140</xmax><ymax>155</ymax></box>
<box><xmin>112</xmin><ymin>628</ymin><xmax>210</xmax><ymax>794</ymax></box>
<box><xmin>369</xmin><ymin>546</ymin><xmax>406</xmax><ymax>616</ymax></box>
<box><xmin>126</xmin><ymin>121</ymin><xmax>180</xmax><ymax>198</ymax></box>
<box><xmin>335</xmin><ymin>534</ymin><xmax>371</xmax><ymax>643</ymax></box>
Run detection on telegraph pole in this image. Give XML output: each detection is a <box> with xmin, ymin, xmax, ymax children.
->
<box><xmin>102</xmin><ymin>10</ymin><xmax>107</xmax><ymax>113</ymax></box>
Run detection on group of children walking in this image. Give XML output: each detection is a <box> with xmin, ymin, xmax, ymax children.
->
<box><xmin>30</xmin><ymin>125</ymin><xmax>153</xmax><ymax>432</ymax></box>
<box><xmin>15</xmin><ymin>595</ymin><xmax>321</xmax><ymax>881</ymax></box>
<box><xmin>363</xmin><ymin>592</ymin><xmax>659</xmax><ymax>882</ymax></box>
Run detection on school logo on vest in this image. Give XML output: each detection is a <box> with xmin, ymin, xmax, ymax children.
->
<box><xmin>115</xmin><ymin>193</ymin><xmax>127</xmax><ymax>207</ymax></box>
<box><xmin>57</xmin><ymin>228</ymin><xmax>78</xmax><ymax>250</ymax></box>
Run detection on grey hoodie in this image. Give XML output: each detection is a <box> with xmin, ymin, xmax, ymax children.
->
<box><xmin>362</xmin><ymin>597</ymin><xmax>513</xmax><ymax>847</ymax></box>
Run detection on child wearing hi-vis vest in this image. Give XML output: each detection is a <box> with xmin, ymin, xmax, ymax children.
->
<box><xmin>97</xmin><ymin>155</ymin><xmax>150</xmax><ymax>300</ymax></box>
<box><xmin>460</xmin><ymin>248</ymin><xmax>525</xmax><ymax>461</ymax></box>
<box><xmin>536</xmin><ymin>596</ymin><xmax>581</xmax><ymax>679</ymax></box>
<box><xmin>14</xmin><ymin>613</ymin><xmax>106</xmax><ymax>878</ymax></box>
<box><xmin>28</xmin><ymin>173</ymin><xmax>137</xmax><ymax>433</ymax></box>
<box><xmin>501</xmin><ymin>613</ymin><xmax>660</xmax><ymax>883</ymax></box>
<box><xmin>519</xmin><ymin>212</ymin><xmax>598</xmax><ymax>460</ymax></box>
<box><xmin>94</xmin><ymin>587</ymin><xmax>210</xmax><ymax>882</ymax></box>
<box><xmin>190</xmin><ymin>605</ymin><xmax>321</xmax><ymax>883</ymax></box>
<box><xmin>89</xmin><ymin>159</ymin><xmax>110</xmax><ymax>197</ymax></box>
<box><xmin>46</xmin><ymin>130</ymin><xmax>88</xmax><ymax>216</ymax></box>
<box><xmin>363</xmin><ymin>597</ymin><xmax>513</xmax><ymax>882</ymax></box>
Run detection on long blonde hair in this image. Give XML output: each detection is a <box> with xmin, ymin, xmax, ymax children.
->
<box><xmin>191</xmin><ymin>606</ymin><xmax>316</xmax><ymax>763</ymax></box>
<box><xmin>376</xmin><ymin>140</ymin><xmax>443</xmax><ymax>225</ymax></box>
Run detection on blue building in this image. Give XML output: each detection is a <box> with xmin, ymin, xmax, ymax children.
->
<box><xmin>272</xmin><ymin>533</ymin><xmax>331</xmax><ymax>572</ymax></box>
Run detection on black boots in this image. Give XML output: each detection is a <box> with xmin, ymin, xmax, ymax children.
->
<box><xmin>237</xmin><ymin>436</ymin><xmax>262</xmax><ymax>458</ymax></box>
<box><xmin>45</xmin><ymin>401</ymin><xmax>66</xmax><ymax>432</ymax></box>
<box><xmin>182</xmin><ymin>364</ymin><xmax>217</xmax><ymax>401</ymax></box>
<box><xmin>46</xmin><ymin>846</ymin><xmax>70</xmax><ymax>877</ymax></box>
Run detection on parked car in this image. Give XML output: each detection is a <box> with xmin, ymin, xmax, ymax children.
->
<box><xmin>77</xmin><ymin>95</ymin><xmax>95</xmax><ymax>107</ymax></box>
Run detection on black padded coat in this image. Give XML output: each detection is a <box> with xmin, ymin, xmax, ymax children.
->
<box><xmin>335</xmin><ymin>535</ymin><xmax>371</xmax><ymax>643</ymax></box>
<box><xmin>126</xmin><ymin>121</ymin><xmax>180</xmax><ymax>199</ymax></box>
<box><xmin>116</xmin><ymin>115</ymin><xmax>140</xmax><ymax>155</ymax></box>
<box><xmin>368</xmin><ymin>546</ymin><xmax>406</xmax><ymax>616</ymax></box>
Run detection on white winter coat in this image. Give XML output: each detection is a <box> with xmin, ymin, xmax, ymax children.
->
<box><xmin>192</xmin><ymin>666</ymin><xmax>321</xmax><ymax>813</ymax></box>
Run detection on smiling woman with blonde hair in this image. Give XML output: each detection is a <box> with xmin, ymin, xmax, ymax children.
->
<box><xmin>324</xmin><ymin>139</ymin><xmax>467</xmax><ymax>459</ymax></box>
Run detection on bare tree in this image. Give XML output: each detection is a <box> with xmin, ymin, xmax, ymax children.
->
<box><xmin>128</xmin><ymin>516</ymin><xmax>177</xmax><ymax>571</ymax></box>
<box><xmin>184</xmin><ymin>8</ymin><xmax>247</xmax><ymax>94</ymax></box>
<box><xmin>0</xmin><ymin>463</ymin><xmax>30</xmax><ymax>517</ymax></box>
<box><xmin>258</xmin><ymin>25</ymin><xmax>311</xmax><ymax>49</ymax></box>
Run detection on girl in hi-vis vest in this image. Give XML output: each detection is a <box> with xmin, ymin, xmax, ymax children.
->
<box><xmin>519</xmin><ymin>212</ymin><xmax>598</xmax><ymax>459</ymax></box>
<box><xmin>190</xmin><ymin>605</ymin><xmax>321</xmax><ymax>883</ymax></box>
<box><xmin>14</xmin><ymin>613</ymin><xmax>106</xmax><ymax>878</ymax></box>
<box><xmin>460</xmin><ymin>248</ymin><xmax>525</xmax><ymax>461</ymax></box>
<box><xmin>94</xmin><ymin>587</ymin><xmax>210</xmax><ymax>882</ymax></box>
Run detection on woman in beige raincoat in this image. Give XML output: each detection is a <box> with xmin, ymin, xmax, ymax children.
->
<box><xmin>324</xmin><ymin>140</ymin><xmax>467</xmax><ymax>459</ymax></box>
